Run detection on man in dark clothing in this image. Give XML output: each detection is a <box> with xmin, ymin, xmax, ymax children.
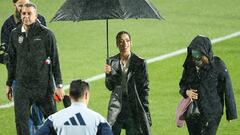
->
<box><xmin>179</xmin><ymin>35</ymin><xmax>237</xmax><ymax>135</ymax></box>
<box><xmin>1</xmin><ymin>0</ymin><xmax>48</xmax><ymax>134</ymax></box>
<box><xmin>104</xmin><ymin>31</ymin><xmax>151</xmax><ymax>135</ymax></box>
<box><xmin>1</xmin><ymin>0</ymin><xmax>45</xmax><ymax>56</ymax></box>
<box><xmin>6</xmin><ymin>3</ymin><xmax>64</xmax><ymax>135</ymax></box>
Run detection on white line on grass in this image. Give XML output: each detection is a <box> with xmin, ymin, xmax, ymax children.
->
<box><xmin>1</xmin><ymin>31</ymin><xmax>240</xmax><ymax>109</ymax></box>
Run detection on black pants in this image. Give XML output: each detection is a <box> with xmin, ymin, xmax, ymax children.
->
<box><xmin>14</xmin><ymin>85</ymin><xmax>56</xmax><ymax>135</ymax></box>
<box><xmin>112</xmin><ymin>95</ymin><xmax>137</xmax><ymax>135</ymax></box>
<box><xmin>186</xmin><ymin>116</ymin><xmax>222</xmax><ymax>135</ymax></box>
<box><xmin>112</xmin><ymin>110</ymin><xmax>137</xmax><ymax>135</ymax></box>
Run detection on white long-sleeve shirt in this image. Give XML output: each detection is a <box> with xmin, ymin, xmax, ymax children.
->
<box><xmin>35</xmin><ymin>102</ymin><xmax>112</xmax><ymax>135</ymax></box>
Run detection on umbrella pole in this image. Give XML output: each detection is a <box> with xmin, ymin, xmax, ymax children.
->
<box><xmin>106</xmin><ymin>19</ymin><xmax>109</xmax><ymax>60</ymax></box>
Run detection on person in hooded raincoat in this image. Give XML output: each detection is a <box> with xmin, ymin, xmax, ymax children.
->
<box><xmin>179</xmin><ymin>35</ymin><xmax>237</xmax><ymax>135</ymax></box>
<box><xmin>104</xmin><ymin>31</ymin><xmax>151</xmax><ymax>135</ymax></box>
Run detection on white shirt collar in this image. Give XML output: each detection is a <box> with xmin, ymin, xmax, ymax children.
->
<box><xmin>71</xmin><ymin>102</ymin><xmax>87</xmax><ymax>108</ymax></box>
<box><xmin>120</xmin><ymin>53</ymin><xmax>131</xmax><ymax>69</ymax></box>
<box><xmin>21</xmin><ymin>25</ymin><xmax>27</xmax><ymax>33</ymax></box>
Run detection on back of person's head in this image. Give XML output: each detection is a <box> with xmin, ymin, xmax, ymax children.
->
<box><xmin>70</xmin><ymin>79</ymin><xmax>89</xmax><ymax>101</ymax></box>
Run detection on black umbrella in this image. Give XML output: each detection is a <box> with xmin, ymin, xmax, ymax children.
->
<box><xmin>51</xmin><ymin>0</ymin><xmax>164</xmax><ymax>58</ymax></box>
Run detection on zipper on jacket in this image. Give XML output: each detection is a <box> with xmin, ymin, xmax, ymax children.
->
<box><xmin>196</xmin><ymin>66</ymin><xmax>201</xmax><ymax>79</ymax></box>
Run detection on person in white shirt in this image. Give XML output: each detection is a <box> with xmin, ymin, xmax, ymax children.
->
<box><xmin>35</xmin><ymin>79</ymin><xmax>113</xmax><ymax>135</ymax></box>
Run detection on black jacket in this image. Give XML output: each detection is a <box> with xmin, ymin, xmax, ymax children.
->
<box><xmin>1</xmin><ymin>14</ymin><xmax>46</xmax><ymax>53</ymax></box>
<box><xmin>105</xmin><ymin>52</ymin><xmax>151</xmax><ymax>135</ymax></box>
<box><xmin>179</xmin><ymin>35</ymin><xmax>237</xmax><ymax>122</ymax></box>
<box><xmin>7</xmin><ymin>21</ymin><xmax>62</xmax><ymax>94</ymax></box>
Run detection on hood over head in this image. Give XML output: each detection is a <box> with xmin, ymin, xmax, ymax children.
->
<box><xmin>183</xmin><ymin>35</ymin><xmax>213</xmax><ymax>68</ymax></box>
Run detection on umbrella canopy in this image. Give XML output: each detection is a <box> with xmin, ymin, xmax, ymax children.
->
<box><xmin>51</xmin><ymin>0</ymin><xmax>164</xmax><ymax>58</ymax></box>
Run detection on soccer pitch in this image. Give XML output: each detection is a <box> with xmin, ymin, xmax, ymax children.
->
<box><xmin>0</xmin><ymin>0</ymin><xmax>239</xmax><ymax>134</ymax></box>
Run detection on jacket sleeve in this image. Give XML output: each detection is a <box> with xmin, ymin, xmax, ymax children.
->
<box><xmin>6</xmin><ymin>32</ymin><xmax>16</xmax><ymax>86</ymax></box>
<box><xmin>105</xmin><ymin>59</ymin><xmax>119</xmax><ymax>91</ymax></box>
<box><xmin>34</xmin><ymin>119</ymin><xmax>55</xmax><ymax>135</ymax></box>
<box><xmin>136</xmin><ymin>60</ymin><xmax>152</xmax><ymax>126</ymax></box>
<box><xmin>218</xmin><ymin>60</ymin><xmax>238</xmax><ymax>120</ymax></box>
<box><xmin>105</xmin><ymin>74</ymin><xmax>115</xmax><ymax>91</ymax></box>
<box><xmin>105</xmin><ymin>71</ymin><xmax>119</xmax><ymax>91</ymax></box>
<box><xmin>96</xmin><ymin>122</ymin><xmax>113</xmax><ymax>135</ymax></box>
<box><xmin>37</xmin><ymin>14</ymin><xmax>47</xmax><ymax>27</ymax></box>
<box><xmin>1</xmin><ymin>20</ymin><xmax>11</xmax><ymax>52</ymax></box>
<box><xmin>179</xmin><ymin>68</ymin><xmax>189</xmax><ymax>98</ymax></box>
<box><xmin>48</xmin><ymin>31</ymin><xmax>63</xmax><ymax>86</ymax></box>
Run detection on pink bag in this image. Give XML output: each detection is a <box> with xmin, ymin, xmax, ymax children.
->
<box><xmin>176</xmin><ymin>97</ymin><xmax>191</xmax><ymax>128</ymax></box>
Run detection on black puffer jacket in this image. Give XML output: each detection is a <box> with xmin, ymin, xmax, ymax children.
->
<box><xmin>105</xmin><ymin>52</ymin><xmax>151</xmax><ymax>135</ymax></box>
<box><xmin>179</xmin><ymin>35</ymin><xmax>237</xmax><ymax>122</ymax></box>
<box><xmin>7</xmin><ymin>21</ymin><xmax>62</xmax><ymax>94</ymax></box>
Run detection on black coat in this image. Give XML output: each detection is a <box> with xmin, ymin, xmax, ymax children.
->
<box><xmin>105</xmin><ymin>52</ymin><xmax>151</xmax><ymax>135</ymax></box>
<box><xmin>1</xmin><ymin>14</ymin><xmax>46</xmax><ymax>53</ymax></box>
<box><xmin>179</xmin><ymin>35</ymin><xmax>237</xmax><ymax>123</ymax></box>
<box><xmin>7</xmin><ymin>21</ymin><xmax>62</xmax><ymax>96</ymax></box>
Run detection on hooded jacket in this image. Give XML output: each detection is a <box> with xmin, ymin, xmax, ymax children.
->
<box><xmin>105</xmin><ymin>52</ymin><xmax>151</xmax><ymax>135</ymax></box>
<box><xmin>7</xmin><ymin>21</ymin><xmax>62</xmax><ymax>95</ymax></box>
<box><xmin>179</xmin><ymin>35</ymin><xmax>237</xmax><ymax>123</ymax></box>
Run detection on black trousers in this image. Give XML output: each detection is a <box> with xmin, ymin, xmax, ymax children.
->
<box><xmin>112</xmin><ymin>95</ymin><xmax>138</xmax><ymax>135</ymax></box>
<box><xmin>112</xmin><ymin>109</ymin><xmax>138</xmax><ymax>135</ymax></box>
<box><xmin>186</xmin><ymin>116</ymin><xmax>222</xmax><ymax>135</ymax></box>
<box><xmin>14</xmin><ymin>85</ymin><xmax>56</xmax><ymax>135</ymax></box>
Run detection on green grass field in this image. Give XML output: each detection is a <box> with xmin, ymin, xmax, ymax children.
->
<box><xmin>0</xmin><ymin>0</ymin><xmax>239</xmax><ymax>134</ymax></box>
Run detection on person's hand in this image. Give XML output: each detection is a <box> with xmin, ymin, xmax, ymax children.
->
<box><xmin>104</xmin><ymin>64</ymin><xmax>112</xmax><ymax>74</ymax></box>
<box><xmin>186</xmin><ymin>89</ymin><xmax>198</xmax><ymax>100</ymax></box>
<box><xmin>54</xmin><ymin>87</ymin><xmax>65</xmax><ymax>101</ymax></box>
<box><xmin>6</xmin><ymin>85</ymin><xmax>13</xmax><ymax>101</ymax></box>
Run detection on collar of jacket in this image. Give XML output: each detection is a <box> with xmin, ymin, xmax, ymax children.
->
<box><xmin>13</xmin><ymin>13</ymin><xmax>21</xmax><ymax>24</ymax></box>
<box><xmin>16</xmin><ymin>21</ymin><xmax>41</xmax><ymax>37</ymax></box>
<box><xmin>201</xmin><ymin>62</ymin><xmax>213</xmax><ymax>72</ymax></box>
<box><xmin>110</xmin><ymin>52</ymin><xmax>137</xmax><ymax>74</ymax></box>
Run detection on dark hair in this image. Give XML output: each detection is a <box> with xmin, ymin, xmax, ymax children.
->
<box><xmin>116</xmin><ymin>31</ymin><xmax>131</xmax><ymax>45</ymax></box>
<box><xmin>13</xmin><ymin>0</ymin><xmax>18</xmax><ymax>3</ymax></box>
<box><xmin>69</xmin><ymin>79</ymin><xmax>89</xmax><ymax>100</ymax></box>
<box><xmin>22</xmin><ymin>2</ymin><xmax>37</xmax><ymax>9</ymax></box>
<box><xmin>13</xmin><ymin>0</ymin><xmax>31</xmax><ymax>3</ymax></box>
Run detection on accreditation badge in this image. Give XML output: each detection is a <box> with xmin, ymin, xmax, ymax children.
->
<box><xmin>18</xmin><ymin>36</ymin><xmax>24</xmax><ymax>44</ymax></box>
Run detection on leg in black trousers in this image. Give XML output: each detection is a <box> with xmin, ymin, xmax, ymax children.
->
<box><xmin>37</xmin><ymin>94</ymin><xmax>56</xmax><ymax>118</ymax></box>
<box><xmin>186</xmin><ymin>116</ymin><xmax>222</xmax><ymax>135</ymax></box>
<box><xmin>186</xmin><ymin>115</ymin><xmax>203</xmax><ymax>135</ymax></box>
<box><xmin>14</xmin><ymin>92</ymin><xmax>31</xmax><ymax>135</ymax></box>
<box><xmin>201</xmin><ymin>117</ymin><xmax>222</xmax><ymax>135</ymax></box>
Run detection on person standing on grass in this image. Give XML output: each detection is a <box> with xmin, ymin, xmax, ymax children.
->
<box><xmin>6</xmin><ymin>3</ymin><xmax>64</xmax><ymax>135</ymax></box>
<box><xmin>35</xmin><ymin>79</ymin><xmax>113</xmax><ymax>135</ymax></box>
<box><xmin>1</xmin><ymin>0</ymin><xmax>46</xmax><ymax>54</ymax></box>
<box><xmin>179</xmin><ymin>35</ymin><xmax>237</xmax><ymax>135</ymax></box>
<box><xmin>104</xmin><ymin>31</ymin><xmax>151</xmax><ymax>135</ymax></box>
<box><xmin>1</xmin><ymin>0</ymin><xmax>48</xmax><ymax>134</ymax></box>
